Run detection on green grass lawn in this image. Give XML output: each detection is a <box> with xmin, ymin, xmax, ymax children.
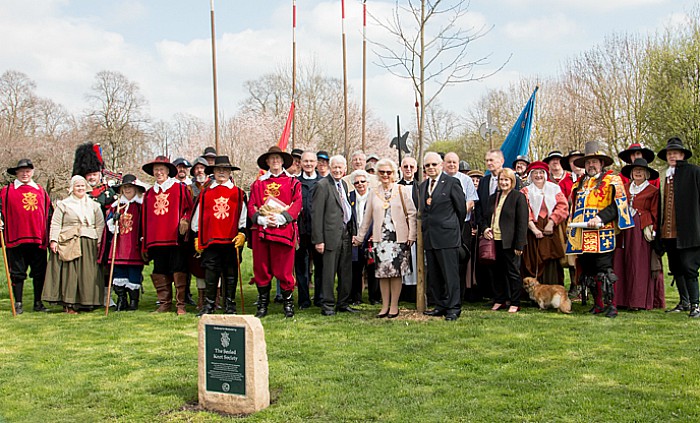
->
<box><xmin>1</xmin><ymin>250</ymin><xmax>699</xmax><ymax>422</ymax></box>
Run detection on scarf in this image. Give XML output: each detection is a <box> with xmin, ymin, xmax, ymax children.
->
<box><xmin>527</xmin><ymin>181</ymin><xmax>560</xmax><ymax>218</ymax></box>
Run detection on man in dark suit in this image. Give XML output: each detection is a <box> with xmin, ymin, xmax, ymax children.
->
<box><xmin>418</xmin><ymin>152</ymin><xmax>467</xmax><ymax>321</ymax></box>
<box><xmin>312</xmin><ymin>155</ymin><xmax>358</xmax><ymax>315</ymax></box>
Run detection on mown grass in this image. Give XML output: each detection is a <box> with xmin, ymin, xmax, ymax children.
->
<box><xmin>1</xmin><ymin>250</ymin><xmax>699</xmax><ymax>422</ymax></box>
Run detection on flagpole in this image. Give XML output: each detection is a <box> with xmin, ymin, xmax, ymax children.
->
<box><xmin>361</xmin><ymin>0</ymin><xmax>367</xmax><ymax>152</ymax></box>
<box><xmin>291</xmin><ymin>0</ymin><xmax>297</xmax><ymax>150</ymax></box>
<box><xmin>341</xmin><ymin>0</ymin><xmax>349</xmax><ymax>158</ymax></box>
<box><xmin>209</xmin><ymin>0</ymin><xmax>220</xmax><ymax>153</ymax></box>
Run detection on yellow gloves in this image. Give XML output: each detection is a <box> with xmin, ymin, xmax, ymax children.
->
<box><xmin>233</xmin><ymin>233</ymin><xmax>246</xmax><ymax>248</ymax></box>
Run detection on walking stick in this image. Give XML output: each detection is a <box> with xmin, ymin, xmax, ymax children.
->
<box><xmin>236</xmin><ymin>247</ymin><xmax>245</xmax><ymax>313</ymax></box>
<box><xmin>105</xmin><ymin>210</ymin><xmax>121</xmax><ymax>316</ymax></box>
<box><xmin>0</xmin><ymin>230</ymin><xmax>17</xmax><ymax>317</ymax></box>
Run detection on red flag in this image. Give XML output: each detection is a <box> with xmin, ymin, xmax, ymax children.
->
<box><xmin>277</xmin><ymin>101</ymin><xmax>295</xmax><ymax>150</ymax></box>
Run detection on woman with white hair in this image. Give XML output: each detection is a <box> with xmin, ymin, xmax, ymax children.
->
<box><xmin>43</xmin><ymin>175</ymin><xmax>105</xmax><ymax>314</ymax></box>
<box><xmin>353</xmin><ymin>158</ymin><xmax>416</xmax><ymax>318</ymax></box>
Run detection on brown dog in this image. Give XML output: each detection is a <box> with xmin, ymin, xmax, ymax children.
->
<box><xmin>523</xmin><ymin>277</ymin><xmax>572</xmax><ymax>314</ymax></box>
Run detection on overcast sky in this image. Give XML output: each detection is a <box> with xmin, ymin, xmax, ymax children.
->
<box><xmin>0</xmin><ymin>0</ymin><xmax>695</xmax><ymax>133</ymax></box>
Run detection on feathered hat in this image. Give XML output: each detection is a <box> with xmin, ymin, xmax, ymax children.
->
<box><xmin>72</xmin><ymin>142</ymin><xmax>104</xmax><ymax>177</ymax></box>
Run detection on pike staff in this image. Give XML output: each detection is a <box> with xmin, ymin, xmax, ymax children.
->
<box><xmin>341</xmin><ymin>0</ymin><xmax>349</xmax><ymax>157</ymax></box>
<box><xmin>0</xmin><ymin>230</ymin><xmax>17</xmax><ymax>317</ymax></box>
<box><xmin>210</xmin><ymin>0</ymin><xmax>220</xmax><ymax>152</ymax></box>
<box><xmin>105</xmin><ymin>204</ymin><xmax>125</xmax><ymax>316</ymax></box>
<box><xmin>292</xmin><ymin>0</ymin><xmax>297</xmax><ymax>149</ymax></box>
<box><xmin>361</xmin><ymin>0</ymin><xmax>367</xmax><ymax>151</ymax></box>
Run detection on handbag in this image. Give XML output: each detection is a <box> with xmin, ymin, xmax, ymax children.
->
<box><xmin>478</xmin><ymin>237</ymin><xmax>496</xmax><ymax>265</ymax></box>
<box><xmin>57</xmin><ymin>225</ymin><xmax>82</xmax><ymax>262</ymax></box>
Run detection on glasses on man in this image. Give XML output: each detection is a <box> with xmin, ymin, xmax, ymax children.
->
<box><xmin>378</xmin><ymin>170</ymin><xmax>392</xmax><ymax>175</ymax></box>
<box><xmin>402</xmin><ymin>165</ymin><xmax>415</xmax><ymax>169</ymax></box>
<box><xmin>353</xmin><ymin>180</ymin><xmax>367</xmax><ymax>185</ymax></box>
<box><xmin>424</xmin><ymin>162</ymin><xmax>439</xmax><ymax>168</ymax></box>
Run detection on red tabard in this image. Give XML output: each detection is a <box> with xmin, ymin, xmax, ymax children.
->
<box><xmin>248</xmin><ymin>174</ymin><xmax>302</xmax><ymax>247</ymax></box>
<box><xmin>101</xmin><ymin>201</ymin><xmax>145</xmax><ymax>265</ymax></box>
<box><xmin>198</xmin><ymin>184</ymin><xmax>244</xmax><ymax>248</ymax></box>
<box><xmin>1</xmin><ymin>183</ymin><xmax>51</xmax><ymax>249</ymax></box>
<box><xmin>142</xmin><ymin>181</ymin><xmax>193</xmax><ymax>250</ymax></box>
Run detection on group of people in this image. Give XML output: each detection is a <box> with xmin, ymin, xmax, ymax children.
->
<box><xmin>2</xmin><ymin>136</ymin><xmax>699</xmax><ymax>321</ymax></box>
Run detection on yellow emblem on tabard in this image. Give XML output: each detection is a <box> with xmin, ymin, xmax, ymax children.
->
<box><xmin>153</xmin><ymin>193</ymin><xmax>170</xmax><ymax>216</ymax></box>
<box><xmin>22</xmin><ymin>192</ymin><xmax>38</xmax><ymax>212</ymax></box>
<box><xmin>213</xmin><ymin>196</ymin><xmax>230</xmax><ymax>220</ymax></box>
<box><xmin>120</xmin><ymin>212</ymin><xmax>134</xmax><ymax>234</ymax></box>
<box><xmin>264</xmin><ymin>181</ymin><xmax>281</xmax><ymax>200</ymax></box>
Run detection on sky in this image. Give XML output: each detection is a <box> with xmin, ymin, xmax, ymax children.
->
<box><xmin>0</xmin><ymin>0</ymin><xmax>696</xmax><ymax>134</ymax></box>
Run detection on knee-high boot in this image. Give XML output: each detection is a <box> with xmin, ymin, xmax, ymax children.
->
<box><xmin>152</xmin><ymin>274</ymin><xmax>172</xmax><ymax>312</ymax></box>
<box><xmin>223</xmin><ymin>276</ymin><xmax>237</xmax><ymax>314</ymax></box>
<box><xmin>197</xmin><ymin>269</ymin><xmax>219</xmax><ymax>317</ymax></box>
<box><xmin>173</xmin><ymin>272</ymin><xmax>188</xmax><ymax>315</ymax></box>
<box><xmin>114</xmin><ymin>286</ymin><xmax>128</xmax><ymax>311</ymax></box>
<box><xmin>11</xmin><ymin>278</ymin><xmax>24</xmax><ymax>315</ymax></box>
<box><xmin>282</xmin><ymin>289</ymin><xmax>294</xmax><ymax>318</ymax></box>
<box><xmin>255</xmin><ymin>285</ymin><xmax>271</xmax><ymax>318</ymax></box>
<box><xmin>128</xmin><ymin>287</ymin><xmax>140</xmax><ymax>311</ymax></box>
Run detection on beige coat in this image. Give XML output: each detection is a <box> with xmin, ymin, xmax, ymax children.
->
<box><xmin>50</xmin><ymin>196</ymin><xmax>105</xmax><ymax>244</ymax></box>
<box><xmin>357</xmin><ymin>184</ymin><xmax>417</xmax><ymax>243</ymax></box>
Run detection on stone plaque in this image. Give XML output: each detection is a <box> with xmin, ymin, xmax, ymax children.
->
<box><xmin>198</xmin><ymin>315</ymin><xmax>269</xmax><ymax>415</ymax></box>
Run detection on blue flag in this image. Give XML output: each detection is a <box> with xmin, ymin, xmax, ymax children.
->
<box><xmin>500</xmin><ymin>87</ymin><xmax>538</xmax><ymax>169</ymax></box>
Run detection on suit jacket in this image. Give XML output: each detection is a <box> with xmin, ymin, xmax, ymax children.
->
<box><xmin>483</xmin><ymin>189</ymin><xmax>528</xmax><ymax>251</ymax></box>
<box><xmin>476</xmin><ymin>172</ymin><xmax>523</xmax><ymax>234</ymax></box>
<box><xmin>311</xmin><ymin>175</ymin><xmax>354</xmax><ymax>250</ymax></box>
<box><xmin>416</xmin><ymin>173</ymin><xmax>466</xmax><ymax>250</ymax></box>
<box><xmin>663</xmin><ymin>160</ymin><xmax>700</xmax><ymax>249</ymax></box>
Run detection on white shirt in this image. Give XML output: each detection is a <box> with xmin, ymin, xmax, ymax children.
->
<box><xmin>355</xmin><ymin>190</ymin><xmax>369</xmax><ymax>228</ymax></box>
<box><xmin>14</xmin><ymin>179</ymin><xmax>39</xmax><ymax>190</ymax></box>
<box><xmin>153</xmin><ymin>177</ymin><xmax>177</xmax><ymax>194</ymax></box>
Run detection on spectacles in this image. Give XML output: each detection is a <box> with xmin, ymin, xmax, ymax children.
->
<box><xmin>378</xmin><ymin>170</ymin><xmax>392</xmax><ymax>175</ymax></box>
<box><xmin>353</xmin><ymin>180</ymin><xmax>367</xmax><ymax>185</ymax></box>
<box><xmin>402</xmin><ymin>165</ymin><xmax>415</xmax><ymax>169</ymax></box>
<box><xmin>424</xmin><ymin>163</ymin><xmax>439</xmax><ymax>168</ymax></box>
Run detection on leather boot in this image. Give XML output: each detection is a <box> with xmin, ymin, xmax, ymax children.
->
<box><xmin>32</xmin><ymin>278</ymin><xmax>48</xmax><ymax>311</ymax></box>
<box><xmin>255</xmin><ymin>285</ymin><xmax>271</xmax><ymax>318</ymax></box>
<box><xmin>128</xmin><ymin>288</ymin><xmax>140</xmax><ymax>311</ymax></box>
<box><xmin>12</xmin><ymin>279</ymin><xmax>24</xmax><ymax>315</ymax></box>
<box><xmin>223</xmin><ymin>276</ymin><xmax>237</xmax><ymax>315</ymax></box>
<box><xmin>197</xmin><ymin>270</ymin><xmax>220</xmax><ymax>317</ymax></box>
<box><xmin>152</xmin><ymin>274</ymin><xmax>172</xmax><ymax>312</ymax></box>
<box><xmin>282</xmin><ymin>289</ymin><xmax>294</xmax><ymax>318</ymax></box>
<box><xmin>173</xmin><ymin>272</ymin><xmax>188</xmax><ymax>315</ymax></box>
<box><xmin>184</xmin><ymin>274</ymin><xmax>196</xmax><ymax>306</ymax></box>
<box><xmin>114</xmin><ymin>286</ymin><xmax>128</xmax><ymax>311</ymax></box>
<box><xmin>215</xmin><ymin>286</ymin><xmax>223</xmax><ymax>310</ymax></box>
<box><xmin>197</xmin><ymin>289</ymin><xmax>205</xmax><ymax>310</ymax></box>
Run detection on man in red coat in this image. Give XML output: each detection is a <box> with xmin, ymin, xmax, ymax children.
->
<box><xmin>0</xmin><ymin>158</ymin><xmax>52</xmax><ymax>314</ymax></box>
<box><xmin>248</xmin><ymin>146</ymin><xmax>302</xmax><ymax>318</ymax></box>
<box><xmin>141</xmin><ymin>156</ymin><xmax>194</xmax><ymax>315</ymax></box>
<box><xmin>192</xmin><ymin>156</ymin><xmax>247</xmax><ymax>316</ymax></box>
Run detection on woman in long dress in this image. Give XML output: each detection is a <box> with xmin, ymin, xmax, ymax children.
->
<box><xmin>520</xmin><ymin>161</ymin><xmax>569</xmax><ymax>285</ymax></box>
<box><xmin>43</xmin><ymin>175</ymin><xmax>105</xmax><ymax>313</ymax></box>
<box><xmin>613</xmin><ymin>158</ymin><xmax>664</xmax><ymax>310</ymax></box>
<box><xmin>354</xmin><ymin>159</ymin><xmax>417</xmax><ymax>318</ymax></box>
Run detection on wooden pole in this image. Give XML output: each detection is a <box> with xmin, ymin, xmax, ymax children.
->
<box><xmin>341</xmin><ymin>0</ymin><xmax>349</xmax><ymax>158</ymax></box>
<box><xmin>0</xmin><ymin>231</ymin><xmax>17</xmax><ymax>317</ymax></box>
<box><xmin>105</xmin><ymin>207</ymin><xmax>122</xmax><ymax>316</ymax></box>
<box><xmin>210</xmin><ymin>0</ymin><xmax>220</xmax><ymax>152</ymax></box>
<box><xmin>361</xmin><ymin>0</ymin><xmax>367</xmax><ymax>152</ymax></box>
<box><xmin>291</xmin><ymin>0</ymin><xmax>297</xmax><ymax>150</ymax></box>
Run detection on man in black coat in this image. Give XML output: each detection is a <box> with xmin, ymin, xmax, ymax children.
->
<box><xmin>312</xmin><ymin>155</ymin><xmax>358</xmax><ymax>315</ymax></box>
<box><xmin>658</xmin><ymin>137</ymin><xmax>700</xmax><ymax>317</ymax></box>
<box><xmin>417</xmin><ymin>152</ymin><xmax>467</xmax><ymax>321</ymax></box>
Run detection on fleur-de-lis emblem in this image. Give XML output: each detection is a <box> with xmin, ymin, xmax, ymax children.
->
<box><xmin>153</xmin><ymin>193</ymin><xmax>170</xmax><ymax>216</ymax></box>
<box><xmin>213</xmin><ymin>196</ymin><xmax>230</xmax><ymax>220</ymax></box>
<box><xmin>22</xmin><ymin>192</ymin><xmax>38</xmax><ymax>212</ymax></box>
<box><xmin>120</xmin><ymin>212</ymin><xmax>134</xmax><ymax>234</ymax></box>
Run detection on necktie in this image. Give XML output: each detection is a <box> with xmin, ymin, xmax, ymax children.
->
<box><xmin>429</xmin><ymin>178</ymin><xmax>436</xmax><ymax>195</ymax></box>
<box><xmin>337</xmin><ymin>182</ymin><xmax>351</xmax><ymax>224</ymax></box>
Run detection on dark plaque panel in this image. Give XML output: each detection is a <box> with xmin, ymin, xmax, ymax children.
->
<box><xmin>205</xmin><ymin>324</ymin><xmax>246</xmax><ymax>395</ymax></box>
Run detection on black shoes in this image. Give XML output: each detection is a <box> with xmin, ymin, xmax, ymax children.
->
<box><xmin>15</xmin><ymin>302</ymin><xmax>23</xmax><ymax>315</ymax></box>
<box><xmin>444</xmin><ymin>313</ymin><xmax>459</xmax><ymax>321</ymax></box>
<box><xmin>387</xmin><ymin>312</ymin><xmax>400</xmax><ymax>319</ymax></box>
<box><xmin>376</xmin><ymin>311</ymin><xmax>389</xmax><ymax>318</ymax></box>
<box><xmin>336</xmin><ymin>306</ymin><xmax>360</xmax><ymax>313</ymax></box>
<box><xmin>423</xmin><ymin>309</ymin><xmax>446</xmax><ymax>317</ymax></box>
<box><xmin>282</xmin><ymin>290</ymin><xmax>294</xmax><ymax>318</ymax></box>
<box><xmin>689</xmin><ymin>305</ymin><xmax>700</xmax><ymax>318</ymax></box>
<box><xmin>666</xmin><ymin>302</ymin><xmax>690</xmax><ymax>313</ymax></box>
<box><xmin>33</xmin><ymin>301</ymin><xmax>48</xmax><ymax>312</ymax></box>
<box><xmin>321</xmin><ymin>309</ymin><xmax>336</xmax><ymax>316</ymax></box>
<box><xmin>605</xmin><ymin>306</ymin><xmax>618</xmax><ymax>318</ymax></box>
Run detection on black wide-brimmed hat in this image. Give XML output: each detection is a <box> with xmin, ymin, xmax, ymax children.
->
<box><xmin>511</xmin><ymin>155</ymin><xmax>530</xmax><ymax>168</ymax></box>
<box><xmin>142</xmin><ymin>156</ymin><xmax>177</xmax><ymax>177</ymax></box>
<box><xmin>573</xmin><ymin>141</ymin><xmax>614</xmax><ymax>169</ymax></box>
<box><xmin>621</xmin><ymin>158</ymin><xmax>659</xmax><ymax>181</ymax></box>
<box><xmin>561</xmin><ymin>150</ymin><xmax>584</xmax><ymax>172</ymax></box>
<box><xmin>113</xmin><ymin>174</ymin><xmax>147</xmax><ymax>193</ymax></box>
<box><xmin>542</xmin><ymin>150</ymin><xmax>564</xmax><ymax>164</ymax></box>
<box><xmin>202</xmin><ymin>146</ymin><xmax>217</xmax><ymax>158</ymax></box>
<box><xmin>205</xmin><ymin>156</ymin><xmax>241</xmax><ymax>174</ymax></box>
<box><xmin>257</xmin><ymin>146</ymin><xmax>293</xmax><ymax>170</ymax></box>
<box><xmin>618</xmin><ymin>143</ymin><xmax>655</xmax><ymax>164</ymax></box>
<box><xmin>7</xmin><ymin>158</ymin><xmax>34</xmax><ymax>175</ymax></box>
<box><xmin>658</xmin><ymin>136</ymin><xmax>692</xmax><ymax>162</ymax></box>
<box><xmin>189</xmin><ymin>156</ymin><xmax>209</xmax><ymax>176</ymax></box>
<box><xmin>172</xmin><ymin>157</ymin><xmax>192</xmax><ymax>168</ymax></box>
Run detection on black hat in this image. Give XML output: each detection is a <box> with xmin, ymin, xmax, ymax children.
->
<box><xmin>316</xmin><ymin>150</ymin><xmax>330</xmax><ymax>161</ymax></box>
<box><xmin>202</xmin><ymin>147</ymin><xmax>217</xmax><ymax>158</ymax></box>
<box><xmin>621</xmin><ymin>158</ymin><xmax>659</xmax><ymax>181</ymax></box>
<box><xmin>658</xmin><ymin>136</ymin><xmax>692</xmax><ymax>162</ymax></box>
<box><xmin>366</xmin><ymin>153</ymin><xmax>380</xmax><ymax>163</ymax></box>
<box><xmin>142</xmin><ymin>156</ymin><xmax>177</xmax><ymax>177</ymax></box>
<box><xmin>113</xmin><ymin>174</ymin><xmax>147</xmax><ymax>193</ymax></box>
<box><xmin>205</xmin><ymin>156</ymin><xmax>241</xmax><ymax>174</ymax></box>
<box><xmin>72</xmin><ymin>142</ymin><xmax>104</xmax><ymax>177</ymax></box>
<box><xmin>258</xmin><ymin>146</ymin><xmax>293</xmax><ymax>170</ymax></box>
<box><xmin>459</xmin><ymin>161</ymin><xmax>471</xmax><ymax>172</ymax></box>
<box><xmin>172</xmin><ymin>158</ymin><xmax>192</xmax><ymax>168</ymax></box>
<box><xmin>7</xmin><ymin>158</ymin><xmax>34</xmax><ymax>175</ymax></box>
<box><xmin>573</xmin><ymin>141</ymin><xmax>614</xmax><ymax>168</ymax></box>
<box><xmin>542</xmin><ymin>150</ymin><xmax>564</xmax><ymax>164</ymax></box>
<box><xmin>511</xmin><ymin>155</ymin><xmax>530</xmax><ymax>168</ymax></box>
<box><xmin>561</xmin><ymin>150</ymin><xmax>584</xmax><ymax>172</ymax></box>
<box><xmin>189</xmin><ymin>157</ymin><xmax>209</xmax><ymax>176</ymax></box>
<box><xmin>291</xmin><ymin>148</ymin><xmax>304</xmax><ymax>159</ymax></box>
<box><xmin>618</xmin><ymin>143</ymin><xmax>655</xmax><ymax>164</ymax></box>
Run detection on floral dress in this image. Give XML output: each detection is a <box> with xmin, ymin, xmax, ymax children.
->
<box><xmin>373</xmin><ymin>196</ymin><xmax>412</xmax><ymax>279</ymax></box>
